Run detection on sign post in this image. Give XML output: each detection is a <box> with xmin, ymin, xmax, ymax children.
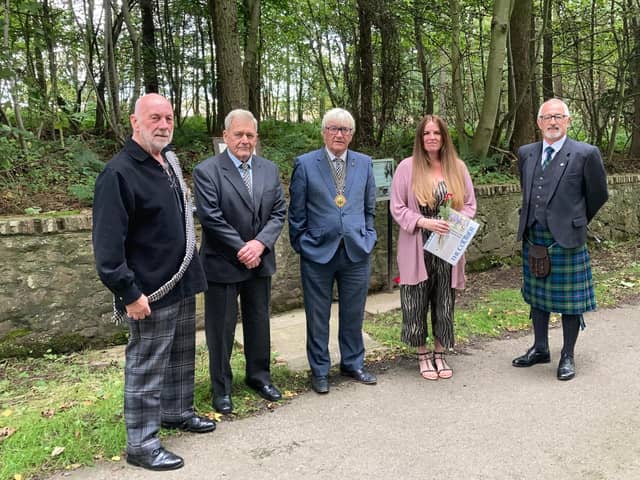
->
<box><xmin>372</xmin><ymin>158</ymin><xmax>395</xmax><ymax>292</ymax></box>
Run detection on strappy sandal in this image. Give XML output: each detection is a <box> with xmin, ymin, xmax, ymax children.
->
<box><xmin>417</xmin><ymin>351</ymin><xmax>438</xmax><ymax>380</ymax></box>
<box><xmin>433</xmin><ymin>351</ymin><xmax>453</xmax><ymax>379</ymax></box>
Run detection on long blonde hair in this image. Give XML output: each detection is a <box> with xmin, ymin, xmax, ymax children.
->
<box><xmin>411</xmin><ymin>115</ymin><xmax>466</xmax><ymax>210</ymax></box>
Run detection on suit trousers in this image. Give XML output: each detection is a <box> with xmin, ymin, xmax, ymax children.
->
<box><xmin>205</xmin><ymin>276</ymin><xmax>272</xmax><ymax>396</ymax></box>
<box><xmin>300</xmin><ymin>245</ymin><xmax>371</xmax><ymax>377</ymax></box>
<box><xmin>124</xmin><ymin>296</ymin><xmax>196</xmax><ymax>455</ymax></box>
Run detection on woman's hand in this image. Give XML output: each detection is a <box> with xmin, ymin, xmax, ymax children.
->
<box><xmin>418</xmin><ymin>217</ymin><xmax>450</xmax><ymax>235</ymax></box>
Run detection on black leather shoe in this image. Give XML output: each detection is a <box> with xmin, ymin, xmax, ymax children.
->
<box><xmin>340</xmin><ymin>367</ymin><xmax>377</xmax><ymax>384</ymax></box>
<box><xmin>557</xmin><ymin>354</ymin><xmax>576</xmax><ymax>381</ymax></box>
<box><xmin>161</xmin><ymin>415</ymin><xmax>216</xmax><ymax>433</ymax></box>
<box><xmin>213</xmin><ymin>394</ymin><xmax>233</xmax><ymax>414</ymax></box>
<box><xmin>512</xmin><ymin>346</ymin><xmax>551</xmax><ymax>367</ymax></box>
<box><xmin>250</xmin><ymin>383</ymin><xmax>282</xmax><ymax>402</ymax></box>
<box><xmin>311</xmin><ymin>375</ymin><xmax>329</xmax><ymax>394</ymax></box>
<box><xmin>126</xmin><ymin>447</ymin><xmax>184</xmax><ymax>471</ymax></box>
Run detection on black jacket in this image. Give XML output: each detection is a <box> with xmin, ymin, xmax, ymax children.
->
<box><xmin>92</xmin><ymin>139</ymin><xmax>206</xmax><ymax>309</ymax></box>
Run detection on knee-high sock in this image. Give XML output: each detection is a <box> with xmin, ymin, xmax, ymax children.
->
<box><xmin>531</xmin><ymin>307</ymin><xmax>550</xmax><ymax>351</ymax></box>
<box><xmin>561</xmin><ymin>314</ymin><xmax>581</xmax><ymax>357</ymax></box>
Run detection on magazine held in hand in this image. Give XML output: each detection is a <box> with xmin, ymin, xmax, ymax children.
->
<box><xmin>424</xmin><ymin>193</ymin><xmax>480</xmax><ymax>266</ymax></box>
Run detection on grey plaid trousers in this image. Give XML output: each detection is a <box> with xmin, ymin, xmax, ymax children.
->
<box><xmin>124</xmin><ymin>296</ymin><xmax>196</xmax><ymax>455</ymax></box>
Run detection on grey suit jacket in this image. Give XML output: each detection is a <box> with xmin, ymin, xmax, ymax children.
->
<box><xmin>193</xmin><ymin>151</ymin><xmax>286</xmax><ymax>283</ymax></box>
<box><xmin>516</xmin><ymin>136</ymin><xmax>608</xmax><ymax>248</ymax></box>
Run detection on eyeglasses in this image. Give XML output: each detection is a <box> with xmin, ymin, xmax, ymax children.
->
<box><xmin>539</xmin><ymin>114</ymin><xmax>568</xmax><ymax>121</ymax></box>
<box><xmin>325</xmin><ymin>126</ymin><xmax>353</xmax><ymax>135</ymax></box>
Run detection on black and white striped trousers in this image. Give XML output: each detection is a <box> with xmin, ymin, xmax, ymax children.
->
<box><xmin>400</xmin><ymin>252</ymin><xmax>455</xmax><ymax>348</ymax></box>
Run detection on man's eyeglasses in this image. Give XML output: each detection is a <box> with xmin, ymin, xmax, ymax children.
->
<box><xmin>325</xmin><ymin>126</ymin><xmax>353</xmax><ymax>135</ymax></box>
<box><xmin>539</xmin><ymin>114</ymin><xmax>568</xmax><ymax>121</ymax></box>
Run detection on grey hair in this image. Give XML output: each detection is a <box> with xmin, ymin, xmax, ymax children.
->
<box><xmin>321</xmin><ymin>108</ymin><xmax>356</xmax><ymax>133</ymax></box>
<box><xmin>224</xmin><ymin>109</ymin><xmax>258</xmax><ymax>130</ymax></box>
<box><xmin>538</xmin><ymin>99</ymin><xmax>570</xmax><ymax>118</ymax></box>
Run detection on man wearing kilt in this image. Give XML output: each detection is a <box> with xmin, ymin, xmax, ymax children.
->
<box><xmin>512</xmin><ymin>98</ymin><xmax>608</xmax><ymax>381</ymax></box>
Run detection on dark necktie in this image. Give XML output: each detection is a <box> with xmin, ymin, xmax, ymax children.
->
<box><xmin>542</xmin><ymin>146</ymin><xmax>554</xmax><ymax>171</ymax></box>
<box><xmin>334</xmin><ymin>157</ymin><xmax>344</xmax><ymax>176</ymax></box>
<box><xmin>240</xmin><ymin>162</ymin><xmax>252</xmax><ymax>194</ymax></box>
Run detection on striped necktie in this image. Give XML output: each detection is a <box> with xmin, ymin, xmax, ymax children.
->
<box><xmin>542</xmin><ymin>146</ymin><xmax>554</xmax><ymax>171</ymax></box>
<box><xmin>240</xmin><ymin>162</ymin><xmax>252</xmax><ymax>194</ymax></box>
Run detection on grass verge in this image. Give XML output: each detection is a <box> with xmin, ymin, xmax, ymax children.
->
<box><xmin>0</xmin><ymin>245</ymin><xmax>638</xmax><ymax>479</ymax></box>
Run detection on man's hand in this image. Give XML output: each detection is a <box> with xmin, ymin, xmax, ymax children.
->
<box><xmin>237</xmin><ymin>240</ymin><xmax>265</xmax><ymax>269</ymax></box>
<box><xmin>126</xmin><ymin>294</ymin><xmax>151</xmax><ymax>320</ymax></box>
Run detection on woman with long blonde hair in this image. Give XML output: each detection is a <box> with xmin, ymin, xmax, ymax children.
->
<box><xmin>390</xmin><ymin>115</ymin><xmax>477</xmax><ymax>379</ymax></box>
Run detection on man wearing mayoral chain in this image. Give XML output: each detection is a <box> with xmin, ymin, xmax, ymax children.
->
<box><xmin>288</xmin><ymin>108</ymin><xmax>378</xmax><ymax>394</ymax></box>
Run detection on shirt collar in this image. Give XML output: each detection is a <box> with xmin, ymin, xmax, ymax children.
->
<box><xmin>227</xmin><ymin>149</ymin><xmax>252</xmax><ymax>169</ymax></box>
<box><xmin>542</xmin><ymin>135</ymin><xmax>567</xmax><ymax>154</ymax></box>
<box><xmin>126</xmin><ymin>137</ymin><xmax>173</xmax><ymax>164</ymax></box>
<box><xmin>325</xmin><ymin>147</ymin><xmax>346</xmax><ymax>162</ymax></box>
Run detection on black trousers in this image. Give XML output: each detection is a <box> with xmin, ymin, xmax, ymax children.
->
<box><xmin>205</xmin><ymin>276</ymin><xmax>272</xmax><ymax>396</ymax></box>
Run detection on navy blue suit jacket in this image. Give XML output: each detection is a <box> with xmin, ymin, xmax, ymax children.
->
<box><xmin>516</xmin><ymin>137</ymin><xmax>608</xmax><ymax>248</ymax></box>
<box><xmin>288</xmin><ymin>148</ymin><xmax>377</xmax><ymax>264</ymax></box>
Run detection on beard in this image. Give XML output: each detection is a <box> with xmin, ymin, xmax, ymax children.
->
<box><xmin>544</xmin><ymin>127</ymin><xmax>564</xmax><ymax>141</ymax></box>
<box><xmin>139</xmin><ymin>129</ymin><xmax>172</xmax><ymax>155</ymax></box>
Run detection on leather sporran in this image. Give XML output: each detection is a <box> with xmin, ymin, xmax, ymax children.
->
<box><xmin>528</xmin><ymin>244</ymin><xmax>550</xmax><ymax>278</ymax></box>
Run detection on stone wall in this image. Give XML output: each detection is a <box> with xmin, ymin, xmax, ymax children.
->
<box><xmin>1</xmin><ymin>174</ymin><xmax>639</xmax><ymax>355</ymax></box>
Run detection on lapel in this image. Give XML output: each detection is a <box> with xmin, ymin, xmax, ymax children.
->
<box><xmin>314</xmin><ymin>148</ymin><xmax>338</xmax><ymax>196</ymax></box>
<box><xmin>343</xmin><ymin>150</ymin><xmax>357</xmax><ymax>199</ymax></box>
<box><xmin>251</xmin><ymin>156</ymin><xmax>265</xmax><ymax>210</ymax></box>
<box><xmin>220</xmin><ymin>151</ymin><xmax>254</xmax><ymax>211</ymax></box>
<box><xmin>523</xmin><ymin>142</ymin><xmax>541</xmax><ymax>201</ymax></box>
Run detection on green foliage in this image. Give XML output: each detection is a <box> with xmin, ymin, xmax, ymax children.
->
<box><xmin>377</xmin><ymin>126</ymin><xmax>415</xmax><ymax>161</ymax></box>
<box><xmin>0</xmin><ymin>344</ymin><xmax>308</xmax><ymax>479</ymax></box>
<box><xmin>65</xmin><ymin>143</ymin><xmax>104</xmax><ymax>205</ymax></box>
<box><xmin>259</xmin><ymin>120</ymin><xmax>323</xmax><ymax>179</ymax></box>
<box><xmin>23</xmin><ymin>206</ymin><xmax>42</xmax><ymax>215</ymax></box>
<box><xmin>463</xmin><ymin>151</ymin><xmax>518</xmax><ymax>185</ymax></box>
<box><xmin>171</xmin><ymin>116</ymin><xmax>213</xmax><ymax>171</ymax></box>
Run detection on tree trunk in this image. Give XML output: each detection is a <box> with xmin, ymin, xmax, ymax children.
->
<box><xmin>509</xmin><ymin>0</ymin><xmax>536</xmax><ymax>150</ymax></box>
<box><xmin>630</xmin><ymin>0</ymin><xmax>640</xmax><ymax>157</ymax></box>
<box><xmin>297</xmin><ymin>45</ymin><xmax>305</xmax><ymax>123</ymax></box>
<box><xmin>450</xmin><ymin>0</ymin><xmax>467</xmax><ymax>146</ymax></box>
<box><xmin>243</xmin><ymin>0</ymin><xmax>261</xmax><ymax>120</ymax></box>
<box><xmin>374</xmin><ymin>0</ymin><xmax>400</xmax><ymax>146</ymax></box>
<box><xmin>121</xmin><ymin>0</ymin><xmax>141</xmax><ymax>112</ymax></box>
<box><xmin>542</xmin><ymin>0</ymin><xmax>553</xmax><ymax>100</ymax></box>
<box><xmin>210</xmin><ymin>0</ymin><xmax>249</xmax><ymax>120</ymax></box>
<box><xmin>140</xmin><ymin>0</ymin><xmax>158</xmax><ymax>93</ymax></box>
<box><xmin>471</xmin><ymin>0</ymin><xmax>513</xmax><ymax>160</ymax></box>
<box><xmin>414</xmin><ymin>9</ymin><xmax>433</xmax><ymax>115</ymax></box>
<box><xmin>103</xmin><ymin>0</ymin><xmax>123</xmax><ymax>141</ymax></box>
<box><xmin>356</xmin><ymin>0</ymin><xmax>374</xmax><ymax>147</ymax></box>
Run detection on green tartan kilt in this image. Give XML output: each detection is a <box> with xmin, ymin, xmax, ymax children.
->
<box><xmin>522</xmin><ymin>224</ymin><xmax>596</xmax><ymax>314</ymax></box>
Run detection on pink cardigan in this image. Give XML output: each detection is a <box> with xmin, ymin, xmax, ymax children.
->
<box><xmin>390</xmin><ymin>156</ymin><xmax>477</xmax><ymax>288</ymax></box>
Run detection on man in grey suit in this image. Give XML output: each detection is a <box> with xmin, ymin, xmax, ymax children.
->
<box><xmin>193</xmin><ymin>109</ymin><xmax>286</xmax><ymax>413</ymax></box>
<box><xmin>289</xmin><ymin>108</ymin><xmax>378</xmax><ymax>394</ymax></box>
<box><xmin>512</xmin><ymin>98</ymin><xmax>608</xmax><ymax>380</ymax></box>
